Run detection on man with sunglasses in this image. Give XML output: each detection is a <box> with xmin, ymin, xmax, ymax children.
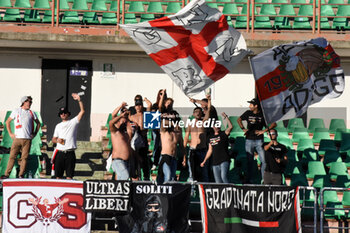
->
<box><xmin>263</xmin><ymin>129</ymin><xmax>288</xmax><ymax>185</ymax></box>
<box><xmin>2</xmin><ymin>96</ymin><xmax>41</xmax><ymax>179</ymax></box>
<box><xmin>51</xmin><ymin>93</ymin><xmax>85</xmax><ymax>179</ymax></box>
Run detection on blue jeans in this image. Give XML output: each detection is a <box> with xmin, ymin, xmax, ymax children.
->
<box><xmin>245</xmin><ymin>139</ymin><xmax>265</xmax><ymax>182</ymax></box>
<box><xmin>162</xmin><ymin>155</ymin><xmax>177</xmax><ymax>182</ymax></box>
<box><xmin>111</xmin><ymin>159</ymin><xmax>129</xmax><ymax>180</ymax></box>
<box><xmin>213</xmin><ymin>161</ymin><xmax>229</xmax><ymax>183</ymax></box>
<box><xmin>187</xmin><ymin>148</ymin><xmax>209</xmax><ymax>182</ymax></box>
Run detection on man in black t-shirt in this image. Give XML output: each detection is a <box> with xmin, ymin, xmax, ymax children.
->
<box><xmin>237</xmin><ymin>98</ymin><xmax>276</xmax><ymax>184</ymax></box>
<box><xmin>263</xmin><ymin>129</ymin><xmax>288</xmax><ymax>185</ymax></box>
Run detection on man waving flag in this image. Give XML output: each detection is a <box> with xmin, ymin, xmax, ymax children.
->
<box><xmin>120</xmin><ymin>0</ymin><xmax>249</xmax><ymax>96</ymax></box>
<box><xmin>250</xmin><ymin>38</ymin><xmax>344</xmax><ymax>124</ymax></box>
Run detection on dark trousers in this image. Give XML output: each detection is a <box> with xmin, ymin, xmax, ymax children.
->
<box><xmin>54</xmin><ymin>150</ymin><xmax>76</xmax><ymax>178</ymax></box>
<box><xmin>264</xmin><ymin>171</ymin><xmax>282</xmax><ymax>185</ymax></box>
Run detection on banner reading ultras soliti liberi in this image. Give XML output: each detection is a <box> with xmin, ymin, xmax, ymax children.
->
<box><xmin>199</xmin><ymin>184</ymin><xmax>301</xmax><ymax>233</ymax></box>
<box><xmin>2</xmin><ymin>179</ymin><xmax>91</xmax><ymax>233</ymax></box>
<box><xmin>250</xmin><ymin>37</ymin><xmax>344</xmax><ymax>124</ymax></box>
<box><xmin>120</xmin><ymin>0</ymin><xmax>249</xmax><ymax>96</ymax></box>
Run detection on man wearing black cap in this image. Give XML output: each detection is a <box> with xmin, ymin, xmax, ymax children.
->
<box><xmin>51</xmin><ymin>93</ymin><xmax>85</xmax><ymax>179</ymax></box>
<box><xmin>129</xmin><ymin>97</ymin><xmax>152</xmax><ymax>180</ymax></box>
<box><xmin>129</xmin><ymin>94</ymin><xmax>146</xmax><ymax>116</ymax></box>
<box><xmin>237</xmin><ymin>98</ymin><xmax>276</xmax><ymax>184</ymax></box>
<box><xmin>2</xmin><ymin>96</ymin><xmax>41</xmax><ymax>179</ymax></box>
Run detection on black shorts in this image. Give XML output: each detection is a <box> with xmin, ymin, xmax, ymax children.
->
<box><xmin>54</xmin><ymin>150</ymin><xmax>76</xmax><ymax>178</ymax></box>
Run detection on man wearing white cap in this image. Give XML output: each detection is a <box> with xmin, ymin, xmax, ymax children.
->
<box><xmin>2</xmin><ymin>96</ymin><xmax>41</xmax><ymax>179</ymax></box>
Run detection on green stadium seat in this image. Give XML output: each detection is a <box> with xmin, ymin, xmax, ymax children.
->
<box><xmin>294</xmin><ymin>4</ymin><xmax>313</xmax><ymax>24</ymax></box>
<box><xmin>339</xmin><ymin>132</ymin><xmax>350</xmax><ymax>152</ymax></box>
<box><xmin>140</xmin><ymin>13</ymin><xmax>155</xmax><ymax>22</ymax></box>
<box><xmin>222</xmin><ymin>3</ymin><xmax>239</xmax><ymax>15</ymax></box>
<box><xmin>301</xmin><ymin>149</ymin><xmax>319</xmax><ymax>168</ymax></box>
<box><xmin>226</xmin><ymin>16</ymin><xmax>234</xmax><ymax>27</ymax></box>
<box><xmin>329</xmin><ymin>161</ymin><xmax>348</xmax><ymax>181</ymax></box>
<box><xmin>124</xmin><ymin>13</ymin><xmax>138</xmax><ymax>23</ymax></box>
<box><xmin>312</xmin><ymin>128</ymin><xmax>330</xmax><ymax>144</ymax></box>
<box><xmin>292</xmin><ymin>127</ymin><xmax>311</xmax><ymax>143</ymax></box>
<box><xmin>83</xmin><ymin>12</ymin><xmax>100</xmax><ymax>24</ymax></box>
<box><xmin>42</xmin><ymin>10</ymin><xmax>57</xmax><ymax>23</ymax></box>
<box><xmin>277</xmin><ymin>137</ymin><xmax>293</xmax><ymax>149</ymax></box>
<box><xmin>309</xmin><ymin>0</ymin><xmax>325</xmax><ymax>7</ymax></box>
<box><xmin>109</xmin><ymin>0</ymin><xmax>119</xmax><ymax>11</ymax></box>
<box><xmin>0</xmin><ymin>118</ymin><xmax>14</xmax><ymax>148</ymax></box>
<box><xmin>235</xmin><ymin>4</ymin><xmax>258</xmax><ymax>28</ymax></box>
<box><xmin>324</xmin><ymin>202</ymin><xmax>346</xmax><ymax>220</ymax></box>
<box><xmin>101</xmin><ymin>12</ymin><xmax>117</xmax><ymax>24</ymax></box>
<box><xmin>15</xmin><ymin>0</ymin><xmax>31</xmax><ymax>8</ymax></box>
<box><xmin>275</xmin><ymin>121</ymin><xmax>287</xmax><ymax>131</ymax></box>
<box><xmin>290</xmin><ymin>172</ymin><xmax>308</xmax><ymax>186</ymax></box>
<box><xmin>271</xmin><ymin>0</ymin><xmax>287</xmax><ymax>6</ymax></box>
<box><xmin>342</xmin><ymin>191</ymin><xmax>350</xmax><ymax>208</ymax></box>
<box><xmin>312</xmin><ymin>174</ymin><xmax>332</xmax><ymax>190</ymax></box>
<box><xmin>315</xmin><ymin>5</ymin><xmax>334</xmax><ymax>29</ymax></box>
<box><xmin>328</xmin><ymin>0</ymin><xmax>345</xmax><ymax>7</ymax></box>
<box><xmin>0</xmin><ymin>0</ymin><xmax>12</xmax><ymax>7</ymax></box>
<box><xmin>254</xmin><ymin>0</ymin><xmax>268</xmax><ymax>6</ymax></box>
<box><xmin>332</xmin><ymin>5</ymin><xmax>350</xmax><ymax>30</ymax></box>
<box><xmin>165</xmin><ymin>2</ymin><xmax>181</xmax><ymax>14</ymax></box>
<box><xmin>234</xmin><ymin>0</ymin><xmax>247</xmax><ymax>7</ymax></box>
<box><xmin>323</xmin><ymin>150</ymin><xmax>341</xmax><ymax>167</ymax></box>
<box><xmin>329</xmin><ymin>118</ymin><xmax>347</xmax><ymax>134</ymax></box>
<box><xmin>128</xmin><ymin>1</ymin><xmax>145</xmax><ymax>13</ymax></box>
<box><xmin>308</xmin><ymin>118</ymin><xmax>326</xmax><ymax>133</ymax></box>
<box><xmin>147</xmin><ymin>1</ymin><xmax>163</xmax><ymax>13</ymax></box>
<box><xmin>0</xmin><ymin>154</ymin><xmax>18</xmax><ymax>178</ymax></box>
<box><xmin>72</xmin><ymin>0</ymin><xmax>89</xmax><ymax>10</ymax></box>
<box><xmin>91</xmin><ymin>0</ymin><xmax>107</xmax><ymax>11</ymax></box>
<box><xmin>34</xmin><ymin>0</ymin><xmax>50</xmax><ymax>9</ymax></box>
<box><xmin>321</xmin><ymin>190</ymin><xmax>340</xmax><ymax>205</ymax></box>
<box><xmin>62</xmin><ymin>11</ymin><xmax>80</xmax><ymax>24</ymax></box>
<box><xmin>287</xmin><ymin>118</ymin><xmax>305</xmax><ymax>133</ymax></box>
<box><xmin>3</xmin><ymin>9</ymin><xmax>22</xmax><ymax>22</ymax></box>
<box><xmin>228</xmin><ymin>116</ymin><xmax>244</xmax><ymax>138</ymax></box>
<box><xmin>306</xmin><ymin>161</ymin><xmax>326</xmax><ymax>180</ymax></box>
<box><xmin>254</xmin><ymin>4</ymin><xmax>275</xmax><ymax>29</ymax></box>
<box><xmin>24</xmin><ymin>9</ymin><xmax>41</xmax><ymax>22</ymax></box>
<box><xmin>217</xmin><ymin>0</ymin><xmax>231</xmax><ymax>6</ymax></box>
<box><xmin>335</xmin><ymin>175</ymin><xmax>350</xmax><ymax>188</ymax></box>
<box><xmin>290</xmin><ymin>0</ymin><xmax>306</xmax><ymax>8</ymax></box>
<box><xmin>55</xmin><ymin>0</ymin><xmax>70</xmax><ymax>9</ymax></box>
<box><xmin>207</xmin><ymin>2</ymin><xmax>219</xmax><ymax>9</ymax></box>
<box><xmin>318</xmin><ymin>139</ymin><xmax>337</xmax><ymax>155</ymax></box>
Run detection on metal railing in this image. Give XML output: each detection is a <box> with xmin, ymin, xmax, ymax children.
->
<box><xmin>0</xmin><ymin>0</ymin><xmax>349</xmax><ymax>36</ymax></box>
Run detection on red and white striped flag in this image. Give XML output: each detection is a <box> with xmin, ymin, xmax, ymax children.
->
<box><xmin>250</xmin><ymin>38</ymin><xmax>345</xmax><ymax>124</ymax></box>
<box><xmin>120</xmin><ymin>0</ymin><xmax>248</xmax><ymax>96</ymax></box>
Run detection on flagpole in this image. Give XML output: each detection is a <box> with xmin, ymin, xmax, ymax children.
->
<box><xmin>248</xmin><ymin>56</ymin><xmax>269</xmax><ymax>128</ymax></box>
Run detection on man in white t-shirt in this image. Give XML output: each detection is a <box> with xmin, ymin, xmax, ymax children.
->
<box><xmin>2</xmin><ymin>96</ymin><xmax>41</xmax><ymax>179</ymax></box>
<box><xmin>51</xmin><ymin>93</ymin><xmax>85</xmax><ymax>179</ymax></box>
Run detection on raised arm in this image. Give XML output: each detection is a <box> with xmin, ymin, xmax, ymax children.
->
<box><xmin>222</xmin><ymin>112</ymin><xmax>233</xmax><ymax>135</ymax></box>
<box><xmin>72</xmin><ymin>93</ymin><xmax>85</xmax><ymax>122</ymax></box>
<box><xmin>144</xmin><ymin>97</ymin><xmax>152</xmax><ymax>112</ymax></box>
<box><xmin>158</xmin><ymin>89</ymin><xmax>166</xmax><ymax>112</ymax></box>
<box><xmin>112</xmin><ymin>102</ymin><xmax>127</xmax><ymax>118</ymax></box>
<box><xmin>109</xmin><ymin>111</ymin><xmax>127</xmax><ymax>132</ymax></box>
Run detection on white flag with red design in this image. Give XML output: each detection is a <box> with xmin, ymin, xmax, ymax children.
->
<box><xmin>120</xmin><ymin>0</ymin><xmax>249</xmax><ymax>96</ymax></box>
<box><xmin>250</xmin><ymin>38</ymin><xmax>344</xmax><ymax>124</ymax></box>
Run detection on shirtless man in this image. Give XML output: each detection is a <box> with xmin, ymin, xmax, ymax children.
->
<box><xmin>109</xmin><ymin>103</ymin><xmax>133</xmax><ymax>180</ymax></box>
<box><xmin>184</xmin><ymin>104</ymin><xmax>211</xmax><ymax>182</ymax></box>
<box><xmin>129</xmin><ymin>97</ymin><xmax>152</xmax><ymax>180</ymax></box>
<box><xmin>157</xmin><ymin>118</ymin><xmax>186</xmax><ymax>184</ymax></box>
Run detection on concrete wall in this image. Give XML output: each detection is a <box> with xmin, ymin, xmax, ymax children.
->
<box><xmin>0</xmin><ymin>53</ymin><xmax>349</xmax><ymax>141</ymax></box>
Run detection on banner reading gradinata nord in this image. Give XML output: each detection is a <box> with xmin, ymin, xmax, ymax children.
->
<box><xmin>83</xmin><ymin>180</ymin><xmax>131</xmax><ymax>213</ymax></box>
<box><xmin>199</xmin><ymin>184</ymin><xmax>301</xmax><ymax>233</ymax></box>
<box><xmin>116</xmin><ymin>182</ymin><xmax>191</xmax><ymax>233</ymax></box>
<box><xmin>2</xmin><ymin>179</ymin><xmax>91</xmax><ymax>233</ymax></box>
<box><xmin>250</xmin><ymin>37</ymin><xmax>344</xmax><ymax>124</ymax></box>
